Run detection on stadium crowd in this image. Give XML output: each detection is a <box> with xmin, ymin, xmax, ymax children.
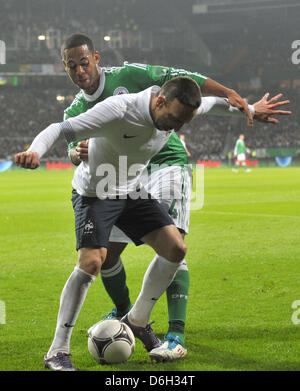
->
<box><xmin>1</xmin><ymin>0</ymin><xmax>298</xmax><ymax>76</ymax></box>
<box><xmin>1</xmin><ymin>0</ymin><xmax>299</xmax><ymax>161</ymax></box>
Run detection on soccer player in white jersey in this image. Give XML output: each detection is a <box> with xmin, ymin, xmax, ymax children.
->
<box><xmin>64</xmin><ymin>34</ymin><xmax>291</xmax><ymax>363</ymax></box>
<box><xmin>61</xmin><ymin>34</ymin><xmax>263</xmax><ymax>363</ymax></box>
<box><xmin>15</xmin><ymin>77</ymin><xmax>291</xmax><ymax>370</ymax></box>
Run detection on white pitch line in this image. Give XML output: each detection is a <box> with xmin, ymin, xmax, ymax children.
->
<box><xmin>199</xmin><ymin>211</ymin><xmax>300</xmax><ymax>219</ymax></box>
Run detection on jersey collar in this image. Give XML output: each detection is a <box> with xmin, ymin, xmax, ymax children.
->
<box><xmin>81</xmin><ymin>68</ymin><xmax>105</xmax><ymax>102</ymax></box>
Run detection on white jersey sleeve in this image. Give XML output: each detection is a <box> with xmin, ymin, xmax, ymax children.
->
<box><xmin>64</xmin><ymin>97</ymin><xmax>124</xmax><ymax>142</ymax></box>
<box><xmin>28</xmin><ymin>97</ymin><xmax>124</xmax><ymax>158</ymax></box>
<box><xmin>197</xmin><ymin>96</ymin><xmax>255</xmax><ymax>118</ymax></box>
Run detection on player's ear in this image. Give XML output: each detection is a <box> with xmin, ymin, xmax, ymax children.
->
<box><xmin>156</xmin><ymin>95</ymin><xmax>166</xmax><ymax>108</ymax></box>
<box><xmin>62</xmin><ymin>58</ymin><xmax>68</xmax><ymax>72</ymax></box>
<box><xmin>94</xmin><ymin>51</ymin><xmax>100</xmax><ymax>64</ymax></box>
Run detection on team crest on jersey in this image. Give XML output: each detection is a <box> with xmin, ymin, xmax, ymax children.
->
<box><xmin>113</xmin><ymin>87</ymin><xmax>129</xmax><ymax>95</ymax></box>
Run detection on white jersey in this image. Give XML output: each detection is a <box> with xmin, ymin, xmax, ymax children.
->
<box><xmin>68</xmin><ymin>86</ymin><xmax>171</xmax><ymax>197</ymax></box>
<box><xmin>28</xmin><ymin>87</ymin><xmax>254</xmax><ymax>198</ymax></box>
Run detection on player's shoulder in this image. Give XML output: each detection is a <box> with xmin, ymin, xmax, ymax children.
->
<box><xmin>108</xmin><ymin>62</ymin><xmax>169</xmax><ymax>78</ymax></box>
<box><xmin>64</xmin><ymin>90</ymin><xmax>87</xmax><ymax>119</ymax></box>
<box><xmin>104</xmin><ymin>62</ymin><xmax>147</xmax><ymax>75</ymax></box>
<box><xmin>103</xmin><ymin>62</ymin><xmax>152</xmax><ymax>92</ymax></box>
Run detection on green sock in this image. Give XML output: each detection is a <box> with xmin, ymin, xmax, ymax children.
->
<box><xmin>100</xmin><ymin>258</ymin><xmax>132</xmax><ymax>317</ymax></box>
<box><xmin>166</xmin><ymin>268</ymin><xmax>190</xmax><ymax>346</ymax></box>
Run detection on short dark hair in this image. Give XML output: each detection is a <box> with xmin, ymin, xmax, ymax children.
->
<box><xmin>160</xmin><ymin>76</ymin><xmax>201</xmax><ymax>109</ymax></box>
<box><xmin>61</xmin><ymin>33</ymin><xmax>95</xmax><ymax>58</ymax></box>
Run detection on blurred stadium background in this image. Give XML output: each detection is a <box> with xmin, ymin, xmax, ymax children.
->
<box><xmin>0</xmin><ymin>0</ymin><xmax>299</xmax><ymax>168</ymax></box>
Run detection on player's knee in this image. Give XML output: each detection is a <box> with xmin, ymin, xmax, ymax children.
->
<box><xmin>78</xmin><ymin>248</ymin><xmax>106</xmax><ymax>276</ymax></box>
<box><xmin>86</xmin><ymin>258</ymin><xmax>102</xmax><ymax>275</ymax></box>
<box><xmin>168</xmin><ymin>241</ymin><xmax>187</xmax><ymax>263</ymax></box>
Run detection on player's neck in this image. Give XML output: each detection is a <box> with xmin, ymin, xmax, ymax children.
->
<box><xmin>149</xmin><ymin>93</ymin><xmax>158</xmax><ymax>126</ymax></box>
<box><xmin>84</xmin><ymin>69</ymin><xmax>101</xmax><ymax>96</ymax></box>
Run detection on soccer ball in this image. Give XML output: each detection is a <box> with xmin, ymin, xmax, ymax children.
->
<box><xmin>88</xmin><ymin>319</ymin><xmax>135</xmax><ymax>365</ymax></box>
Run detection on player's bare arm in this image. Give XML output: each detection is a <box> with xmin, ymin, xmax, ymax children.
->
<box><xmin>253</xmin><ymin>93</ymin><xmax>291</xmax><ymax>124</ymax></box>
<box><xmin>202</xmin><ymin>78</ymin><xmax>254</xmax><ymax>126</ymax></box>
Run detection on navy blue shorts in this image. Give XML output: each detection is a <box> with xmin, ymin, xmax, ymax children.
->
<box><xmin>71</xmin><ymin>189</ymin><xmax>174</xmax><ymax>250</ymax></box>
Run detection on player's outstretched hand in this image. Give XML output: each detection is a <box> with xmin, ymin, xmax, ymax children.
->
<box><xmin>253</xmin><ymin>93</ymin><xmax>292</xmax><ymax>124</ymax></box>
<box><xmin>14</xmin><ymin>151</ymin><xmax>40</xmax><ymax>169</ymax></box>
<box><xmin>227</xmin><ymin>89</ymin><xmax>254</xmax><ymax>127</ymax></box>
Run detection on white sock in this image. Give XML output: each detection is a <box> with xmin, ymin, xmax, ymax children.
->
<box><xmin>128</xmin><ymin>255</ymin><xmax>180</xmax><ymax>327</ymax></box>
<box><xmin>47</xmin><ymin>266</ymin><xmax>96</xmax><ymax>357</ymax></box>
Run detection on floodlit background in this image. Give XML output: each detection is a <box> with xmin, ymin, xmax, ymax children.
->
<box><xmin>0</xmin><ymin>0</ymin><xmax>299</xmax><ymax>164</ymax></box>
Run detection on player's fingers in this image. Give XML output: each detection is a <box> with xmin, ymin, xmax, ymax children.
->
<box><xmin>267</xmin><ymin>93</ymin><xmax>283</xmax><ymax>104</ymax></box>
<box><xmin>267</xmin><ymin>109</ymin><xmax>292</xmax><ymax>116</ymax></box>
<box><xmin>78</xmin><ymin>140</ymin><xmax>89</xmax><ymax>148</ymax></box>
<box><xmin>76</xmin><ymin>147</ymin><xmax>88</xmax><ymax>156</ymax></box>
<box><xmin>20</xmin><ymin>152</ymin><xmax>29</xmax><ymax>168</ymax></box>
<box><xmin>14</xmin><ymin>153</ymin><xmax>21</xmax><ymax>165</ymax></box>
<box><xmin>262</xmin><ymin>92</ymin><xmax>270</xmax><ymax>101</ymax></box>
<box><xmin>267</xmin><ymin>117</ymin><xmax>279</xmax><ymax>124</ymax></box>
<box><xmin>19</xmin><ymin>153</ymin><xmax>27</xmax><ymax>166</ymax></box>
<box><xmin>31</xmin><ymin>160</ymin><xmax>39</xmax><ymax>169</ymax></box>
<box><xmin>24</xmin><ymin>154</ymin><xmax>33</xmax><ymax>169</ymax></box>
<box><xmin>269</xmin><ymin>100</ymin><xmax>290</xmax><ymax>109</ymax></box>
<box><xmin>273</xmin><ymin>110</ymin><xmax>292</xmax><ymax>115</ymax></box>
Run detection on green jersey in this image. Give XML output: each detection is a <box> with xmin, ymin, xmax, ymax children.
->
<box><xmin>234</xmin><ymin>139</ymin><xmax>247</xmax><ymax>155</ymax></box>
<box><xmin>65</xmin><ymin>62</ymin><xmax>207</xmax><ymax>166</ymax></box>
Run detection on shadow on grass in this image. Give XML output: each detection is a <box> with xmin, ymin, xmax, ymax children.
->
<box><xmin>187</xmin><ymin>325</ymin><xmax>300</xmax><ymax>371</ymax></box>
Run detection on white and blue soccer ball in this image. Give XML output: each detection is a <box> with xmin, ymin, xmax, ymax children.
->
<box><xmin>88</xmin><ymin>319</ymin><xmax>135</xmax><ymax>365</ymax></box>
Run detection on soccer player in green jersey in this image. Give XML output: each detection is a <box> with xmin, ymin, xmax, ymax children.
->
<box><xmin>233</xmin><ymin>134</ymin><xmax>251</xmax><ymax>172</ymax></box>
<box><xmin>61</xmin><ymin>34</ymin><xmax>290</xmax><ymax>362</ymax></box>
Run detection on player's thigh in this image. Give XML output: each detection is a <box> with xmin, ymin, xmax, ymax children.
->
<box><xmin>116</xmin><ymin>195</ymin><xmax>174</xmax><ymax>246</ymax></box>
<box><xmin>142</xmin><ymin>224</ymin><xmax>187</xmax><ymax>263</ymax></box>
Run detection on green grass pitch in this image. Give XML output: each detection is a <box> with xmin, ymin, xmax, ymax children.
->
<box><xmin>0</xmin><ymin>166</ymin><xmax>300</xmax><ymax>371</ymax></box>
